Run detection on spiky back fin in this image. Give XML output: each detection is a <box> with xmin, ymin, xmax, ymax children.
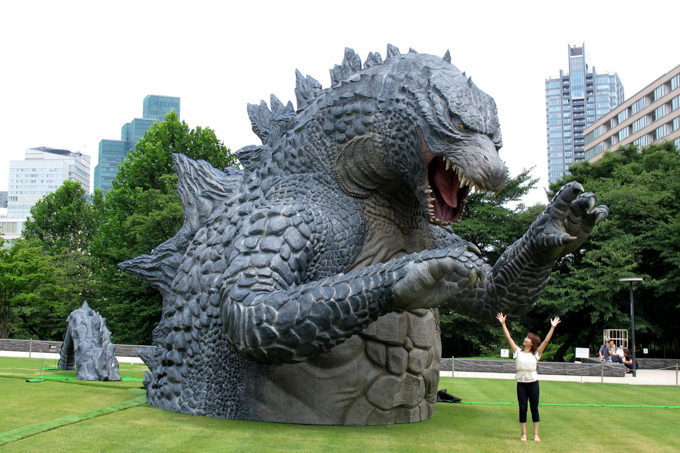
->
<box><xmin>330</xmin><ymin>47</ymin><xmax>362</xmax><ymax>85</ymax></box>
<box><xmin>294</xmin><ymin>69</ymin><xmax>322</xmax><ymax>108</ymax></box>
<box><xmin>364</xmin><ymin>52</ymin><xmax>383</xmax><ymax>68</ymax></box>
<box><xmin>386</xmin><ymin>44</ymin><xmax>401</xmax><ymax>58</ymax></box>
<box><xmin>247</xmin><ymin>97</ymin><xmax>296</xmax><ymax>145</ymax></box>
<box><xmin>119</xmin><ymin>154</ymin><xmax>243</xmax><ymax>297</ymax></box>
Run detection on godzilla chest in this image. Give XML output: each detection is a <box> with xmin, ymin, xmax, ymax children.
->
<box><xmin>252</xmin><ymin>308</ymin><xmax>442</xmax><ymax>425</ymax></box>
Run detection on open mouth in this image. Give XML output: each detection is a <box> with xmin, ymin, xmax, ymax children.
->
<box><xmin>426</xmin><ymin>155</ymin><xmax>474</xmax><ymax>224</ymax></box>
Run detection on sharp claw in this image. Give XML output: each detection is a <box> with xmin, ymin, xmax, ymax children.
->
<box><xmin>587</xmin><ymin>195</ymin><xmax>596</xmax><ymax>211</ymax></box>
<box><xmin>466</xmin><ymin>243</ymin><xmax>482</xmax><ymax>256</ymax></box>
<box><xmin>562</xmin><ymin>235</ymin><xmax>577</xmax><ymax>245</ymax></box>
<box><xmin>468</xmin><ymin>269</ymin><xmax>478</xmax><ymax>285</ymax></box>
<box><xmin>571</xmin><ymin>182</ymin><xmax>584</xmax><ymax>195</ymax></box>
<box><xmin>595</xmin><ymin>207</ymin><xmax>609</xmax><ymax>223</ymax></box>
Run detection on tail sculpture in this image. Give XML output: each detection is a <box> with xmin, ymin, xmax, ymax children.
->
<box><xmin>58</xmin><ymin>301</ymin><xmax>121</xmax><ymax>381</ymax></box>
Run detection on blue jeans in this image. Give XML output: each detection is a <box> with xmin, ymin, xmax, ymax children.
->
<box><xmin>517</xmin><ymin>381</ymin><xmax>540</xmax><ymax>423</ymax></box>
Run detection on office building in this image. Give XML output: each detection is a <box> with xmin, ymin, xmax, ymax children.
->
<box><xmin>94</xmin><ymin>95</ymin><xmax>180</xmax><ymax>194</ymax></box>
<box><xmin>545</xmin><ymin>44</ymin><xmax>624</xmax><ymax>183</ymax></box>
<box><xmin>7</xmin><ymin>147</ymin><xmax>91</xmax><ymax>219</ymax></box>
<box><xmin>585</xmin><ymin>65</ymin><xmax>680</xmax><ymax>161</ymax></box>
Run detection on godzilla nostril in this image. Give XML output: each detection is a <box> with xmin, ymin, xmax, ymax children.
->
<box><xmin>483</xmin><ymin>155</ymin><xmax>490</xmax><ymax>163</ymax></box>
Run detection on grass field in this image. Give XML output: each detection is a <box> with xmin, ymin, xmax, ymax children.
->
<box><xmin>1</xmin><ymin>357</ymin><xmax>679</xmax><ymax>452</ymax></box>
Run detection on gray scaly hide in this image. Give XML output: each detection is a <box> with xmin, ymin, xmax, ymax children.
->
<box><xmin>58</xmin><ymin>301</ymin><xmax>121</xmax><ymax>381</ymax></box>
<box><xmin>120</xmin><ymin>46</ymin><xmax>608</xmax><ymax>425</ymax></box>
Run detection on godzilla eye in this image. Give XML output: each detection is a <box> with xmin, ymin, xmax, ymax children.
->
<box><xmin>459</xmin><ymin>124</ymin><xmax>466</xmax><ymax>131</ymax></box>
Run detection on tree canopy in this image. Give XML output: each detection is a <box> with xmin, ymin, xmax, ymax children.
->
<box><xmin>533</xmin><ymin>142</ymin><xmax>680</xmax><ymax>359</ymax></box>
<box><xmin>92</xmin><ymin>112</ymin><xmax>237</xmax><ymax>344</ymax></box>
<box><xmin>0</xmin><ymin>238</ymin><xmax>66</xmax><ymax>338</ymax></box>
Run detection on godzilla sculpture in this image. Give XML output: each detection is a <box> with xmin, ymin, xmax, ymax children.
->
<box><xmin>58</xmin><ymin>301</ymin><xmax>121</xmax><ymax>381</ymax></box>
<box><xmin>120</xmin><ymin>45</ymin><xmax>608</xmax><ymax>425</ymax></box>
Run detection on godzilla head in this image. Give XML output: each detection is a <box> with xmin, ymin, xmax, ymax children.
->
<box><xmin>387</xmin><ymin>47</ymin><xmax>506</xmax><ymax>225</ymax></box>
<box><xmin>326</xmin><ymin>46</ymin><xmax>506</xmax><ymax>226</ymax></box>
<box><xmin>244</xmin><ymin>45</ymin><xmax>507</xmax><ymax>226</ymax></box>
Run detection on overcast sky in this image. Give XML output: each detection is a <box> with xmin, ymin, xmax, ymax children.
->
<box><xmin>1</xmin><ymin>0</ymin><xmax>678</xmax><ymax>206</ymax></box>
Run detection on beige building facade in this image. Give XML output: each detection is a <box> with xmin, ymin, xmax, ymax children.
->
<box><xmin>585</xmin><ymin>65</ymin><xmax>680</xmax><ymax>162</ymax></box>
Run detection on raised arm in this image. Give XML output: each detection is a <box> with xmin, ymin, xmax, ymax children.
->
<box><xmin>536</xmin><ymin>317</ymin><xmax>561</xmax><ymax>357</ymax></box>
<box><xmin>496</xmin><ymin>313</ymin><xmax>519</xmax><ymax>352</ymax></box>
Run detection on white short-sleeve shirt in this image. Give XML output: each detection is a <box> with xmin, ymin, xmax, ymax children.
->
<box><xmin>513</xmin><ymin>349</ymin><xmax>541</xmax><ymax>383</ymax></box>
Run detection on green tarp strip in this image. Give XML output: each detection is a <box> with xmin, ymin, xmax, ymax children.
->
<box><xmin>461</xmin><ymin>401</ymin><xmax>680</xmax><ymax>408</ymax></box>
<box><xmin>36</xmin><ymin>375</ymin><xmax>144</xmax><ymax>382</ymax></box>
<box><xmin>0</xmin><ymin>394</ymin><xmax>147</xmax><ymax>446</ymax></box>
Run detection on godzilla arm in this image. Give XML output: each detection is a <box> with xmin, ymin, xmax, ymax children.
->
<box><xmin>394</xmin><ymin>182</ymin><xmax>609</xmax><ymax>322</ymax></box>
<box><xmin>220</xmin><ymin>204</ymin><xmax>484</xmax><ymax>364</ymax></box>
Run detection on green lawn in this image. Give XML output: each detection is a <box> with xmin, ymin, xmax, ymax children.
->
<box><xmin>1</xmin><ymin>357</ymin><xmax>679</xmax><ymax>452</ymax></box>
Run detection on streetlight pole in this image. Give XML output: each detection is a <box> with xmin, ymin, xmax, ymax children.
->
<box><xmin>620</xmin><ymin>277</ymin><xmax>643</xmax><ymax>377</ymax></box>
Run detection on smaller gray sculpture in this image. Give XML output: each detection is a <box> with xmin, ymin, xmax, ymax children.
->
<box><xmin>58</xmin><ymin>301</ymin><xmax>121</xmax><ymax>381</ymax></box>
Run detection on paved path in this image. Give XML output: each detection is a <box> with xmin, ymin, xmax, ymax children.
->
<box><xmin>441</xmin><ymin>369</ymin><xmax>680</xmax><ymax>386</ymax></box>
<box><xmin>3</xmin><ymin>350</ymin><xmax>677</xmax><ymax>385</ymax></box>
<box><xmin>0</xmin><ymin>350</ymin><xmax>145</xmax><ymax>363</ymax></box>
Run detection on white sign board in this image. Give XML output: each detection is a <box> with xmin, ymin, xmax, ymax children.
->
<box><xmin>500</xmin><ymin>349</ymin><xmax>509</xmax><ymax>358</ymax></box>
<box><xmin>575</xmin><ymin>347</ymin><xmax>590</xmax><ymax>359</ymax></box>
<box><xmin>643</xmin><ymin>348</ymin><xmax>649</xmax><ymax>354</ymax></box>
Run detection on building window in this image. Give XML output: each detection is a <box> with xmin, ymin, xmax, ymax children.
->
<box><xmin>619</xmin><ymin>127</ymin><xmax>630</xmax><ymax>141</ymax></box>
<box><xmin>592</xmin><ymin>141</ymin><xmax>607</xmax><ymax>155</ymax></box>
<box><xmin>632</xmin><ymin>97</ymin><xmax>649</xmax><ymax>115</ymax></box>
<box><xmin>633</xmin><ymin>135</ymin><xmax>651</xmax><ymax>149</ymax></box>
<box><xmin>671</xmin><ymin>74</ymin><xmax>680</xmax><ymax>91</ymax></box>
<box><xmin>655</xmin><ymin>124</ymin><xmax>669</xmax><ymax>140</ymax></box>
<box><xmin>673</xmin><ymin>117</ymin><xmax>680</xmax><ymax>132</ymax></box>
<box><xmin>618</xmin><ymin>108</ymin><xmax>630</xmax><ymax>123</ymax></box>
<box><xmin>632</xmin><ymin>116</ymin><xmax>650</xmax><ymax>134</ymax></box>
<box><xmin>654</xmin><ymin>104</ymin><xmax>670</xmax><ymax>121</ymax></box>
<box><xmin>653</xmin><ymin>84</ymin><xmax>669</xmax><ymax>101</ymax></box>
<box><xmin>672</xmin><ymin>95</ymin><xmax>680</xmax><ymax>111</ymax></box>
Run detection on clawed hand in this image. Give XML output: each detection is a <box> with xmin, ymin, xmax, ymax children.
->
<box><xmin>529</xmin><ymin>182</ymin><xmax>608</xmax><ymax>262</ymax></box>
<box><xmin>551</xmin><ymin>317</ymin><xmax>561</xmax><ymax>327</ymax></box>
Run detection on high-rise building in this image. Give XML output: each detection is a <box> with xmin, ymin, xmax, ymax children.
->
<box><xmin>585</xmin><ymin>65</ymin><xmax>680</xmax><ymax>161</ymax></box>
<box><xmin>7</xmin><ymin>147</ymin><xmax>91</xmax><ymax>219</ymax></box>
<box><xmin>94</xmin><ymin>95</ymin><xmax>180</xmax><ymax>194</ymax></box>
<box><xmin>545</xmin><ymin>44</ymin><xmax>624</xmax><ymax>184</ymax></box>
<box><xmin>143</xmin><ymin>95</ymin><xmax>181</xmax><ymax>121</ymax></box>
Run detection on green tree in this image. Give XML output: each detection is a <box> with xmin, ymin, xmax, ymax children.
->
<box><xmin>93</xmin><ymin>111</ymin><xmax>238</xmax><ymax>344</ymax></box>
<box><xmin>0</xmin><ymin>238</ymin><xmax>66</xmax><ymax>339</ymax></box>
<box><xmin>440</xmin><ymin>168</ymin><xmax>543</xmax><ymax>357</ymax></box>
<box><xmin>532</xmin><ymin>142</ymin><xmax>680</xmax><ymax>359</ymax></box>
<box><xmin>20</xmin><ymin>181</ymin><xmax>103</xmax><ymax>339</ymax></box>
<box><xmin>23</xmin><ymin>180</ymin><xmax>100</xmax><ymax>251</ymax></box>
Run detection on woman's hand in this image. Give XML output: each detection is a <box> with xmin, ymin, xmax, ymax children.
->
<box><xmin>550</xmin><ymin>317</ymin><xmax>561</xmax><ymax>328</ymax></box>
<box><xmin>496</xmin><ymin>313</ymin><xmax>507</xmax><ymax>324</ymax></box>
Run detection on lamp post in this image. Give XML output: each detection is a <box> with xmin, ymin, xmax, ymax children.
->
<box><xmin>620</xmin><ymin>277</ymin><xmax>643</xmax><ymax>377</ymax></box>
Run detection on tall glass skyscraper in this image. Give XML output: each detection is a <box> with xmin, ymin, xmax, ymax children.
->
<box><xmin>94</xmin><ymin>95</ymin><xmax>180</xmax><ymax>194</ymax></box>
<box><xmin>143</xmin><ymin>95</ymin><xmax>181</xmax><ymax>121</ymax></box>
<box><xmin>545</xmin><ymin>44</ymin><xmax>624</xmax><ymax>184</ymax></box>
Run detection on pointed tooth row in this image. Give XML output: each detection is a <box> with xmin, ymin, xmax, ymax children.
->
<box><xmin>445</xmin><ymin>158</ymin><xmax>485</xmax><ymax>194</ymax></box>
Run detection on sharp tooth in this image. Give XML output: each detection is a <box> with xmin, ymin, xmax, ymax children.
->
<box><xmin>425</xmin><ymin>188</ymin><xmax>433</xmax><ymax>194</ymax></box>
<box><xmin>445</xmin><ymin>159</ymin><xmax>452</xmax><ymax>171</ymax></box>
<box><xmin>460</xmin><ymin>176</ymin><xmax>467</xmax><ymax>188</ymax></box>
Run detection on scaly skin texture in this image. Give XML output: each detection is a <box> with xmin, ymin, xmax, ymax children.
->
<box><xmin>120</xmin><ymin>46</ymin><xmax>608</xmax><ymax>425</ymax></box>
